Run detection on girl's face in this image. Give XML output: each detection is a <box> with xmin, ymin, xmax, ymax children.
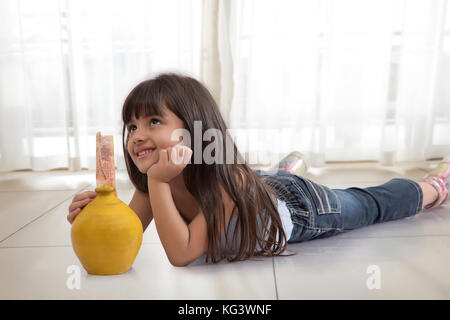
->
<box><xmin>126</xmin><ymin>105</ymin><xmax>185</xmax><ymax>174</ymax></box>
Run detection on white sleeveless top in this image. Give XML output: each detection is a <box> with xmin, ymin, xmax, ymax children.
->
<box><xmin>220</xmin><ymin>199</ymin><xmax>293</xmax><ymax>254</ymax></box>
<box><xmin>277</xmin><ymin>199</ymin><xmax>293</xmax><ymax>241</ymax></box>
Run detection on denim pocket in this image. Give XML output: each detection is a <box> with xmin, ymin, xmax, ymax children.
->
<box><xmin>257</xmin><ymin>173</ymin><xmax>312</xmax><ymax>219</ymax></box>
<box><xmin>303</xmin><ymin>179</ymin><xmax>341</xmax><ymax>215</ymax></box>
<box><xmin>289</xmin><ymin>177</ymin><xmax>343</xmax><ymax>242</ymax></box>
<box><xmin>255</xmin><ymin>170</ymin><xmax>344</xmax><ymax>243</ymax></box>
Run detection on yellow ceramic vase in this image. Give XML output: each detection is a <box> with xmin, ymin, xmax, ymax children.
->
<box><xmin>71</xmin><ymin>185</ymin><xmax>143</xmax><ymax>275</ymax></box>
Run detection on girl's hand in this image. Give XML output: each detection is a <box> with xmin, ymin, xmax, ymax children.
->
<box><xmin>146</xmin><ymin>144</ymin><xmax>193</xmax><ymax>183</ymax></box>
<box><xmin>67</xmin><ymin>191</ymin><xmax>97</xmax><ymax>224</ymax></box>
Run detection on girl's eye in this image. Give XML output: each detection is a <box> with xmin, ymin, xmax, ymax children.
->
<box><xmin>150</xmin><ymin>119</ymin><xmax>160</xmax><ymax>126</ymax></box>
<box><xmin>127</xmin><ymin>118</ymin><xmax>160</xmax><ymax>133</ymax></box>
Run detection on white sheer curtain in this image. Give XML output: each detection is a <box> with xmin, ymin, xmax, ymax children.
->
<box><xmin>220</xmin><ymin>0</ymin><xmax>450</xmax><ymax>167</ymax></box>
<box><xmin>0</xmin><ymin>0</ymin><xmax>202</xmax><ymax>171</ymax></box>
<box><xmin>1</xmin><ymin>0</ymin><xmax>449</xmax><ymax>172</ymax></box>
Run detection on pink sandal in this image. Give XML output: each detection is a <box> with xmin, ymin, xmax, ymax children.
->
<box><xmin>422</xmin><ymin>156</ymin><xmax>450</xmax><ymax>209</ymax></box>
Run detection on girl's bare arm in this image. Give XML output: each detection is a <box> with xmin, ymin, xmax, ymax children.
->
<box><xmin>128</xmin><ymin>189</ymin><xmax>153</xmax><ymax>232</ymax></box>
<box><xmin>147</xmin><ymin>179</ymin><xmax>236</xmax><ymax>267</ymax></box>
<box><xmin>147</xmin><ymin>179</ymin><xmax>192</xmax><ymax>266</ymax></box>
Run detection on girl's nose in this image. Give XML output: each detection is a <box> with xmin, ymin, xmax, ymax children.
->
<box><xmin>130</xmin><ymin>127</ymin><xmax>147</xmax><ymax>143</ymax></box>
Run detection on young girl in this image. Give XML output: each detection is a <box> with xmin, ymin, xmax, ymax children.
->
<box><xmin>67</xmin><ymin>73</ymin><xmax>450</xmax><ymax>267</ymax></box>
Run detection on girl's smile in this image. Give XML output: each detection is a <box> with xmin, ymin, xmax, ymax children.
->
<box><xmin>135</xmin><ymin>147</ymin><xmax>156</xmax><ymax>159</ymax></box>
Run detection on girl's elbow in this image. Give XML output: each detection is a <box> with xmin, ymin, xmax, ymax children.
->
<box><xmin>168</xmin><ymin>252</ymin><xmax>199</xmax><ymax>267</ymax></box>
<box><xmin>167</xmin><ymin>246</ymin><xmax>206</xmax><ymax>267</ymax></box>
<box><xmin>169</xmin><ymin>257</ymin><xmax>190</xmax><ymax>267</ymax></box>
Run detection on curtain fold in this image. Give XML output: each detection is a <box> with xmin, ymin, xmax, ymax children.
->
<box><xmin>0</xmin><ymin>0</ymin><xmax>202</xmax><ymax>172</ymax></box>
<box><xmin>0</xmin><ymin>0</ymin><xmax>449</xmax><ymax>172</ymax></box>
<box><xmin>394</xmin><ymin>0</ymin><xmax>448</xmax><ymax>162</ymax></box>
<box><xmin>200</xmin><ymin>0</ymin><xmax>221</xmax><ymax>106</ymax></box>
<box><xmin>220</xmin><ymin>0</ymin><xmax>450</xmax><ymax>167</ymax></box>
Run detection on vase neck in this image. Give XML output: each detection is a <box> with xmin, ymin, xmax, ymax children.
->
<box><xmin>95</xmin><ymin>185</ymin><xmax>117</xmax><ymax>198</ymax></box>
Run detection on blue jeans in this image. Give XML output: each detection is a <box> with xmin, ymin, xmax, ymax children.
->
<box><xmin>254</xmin><ymin>169</ymin><xmax>423</xmax><ymax>243</ymax></box>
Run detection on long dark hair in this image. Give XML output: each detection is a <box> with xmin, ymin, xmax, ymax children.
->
<box><xmin>122</xmin><ymin>73</ymin><xmax>292</xmax><ymax>263</ymax></box>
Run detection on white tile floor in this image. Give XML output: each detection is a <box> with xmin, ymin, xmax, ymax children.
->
<box><xmin>0</xmin><ymin>161</ymin><xmax>449</xmax><ymax>299</ymax></box>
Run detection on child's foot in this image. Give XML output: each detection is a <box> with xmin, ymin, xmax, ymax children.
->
<box><xmin>422</xmin><ymin>156</ymin><xmax>450</xmax><ymax>209</ymax></box>
<box><xmin>275</xmin><ymin>151</ymin><xmax>308</xmax><ymax>176</ymax></box>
